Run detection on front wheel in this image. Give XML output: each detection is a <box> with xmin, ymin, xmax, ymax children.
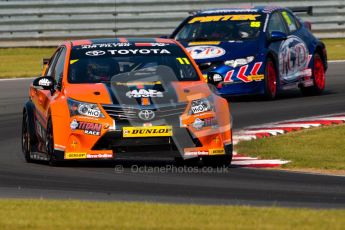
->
<box><xmin>22</xmin><ymin>112</ymin><xmax>32</xmax><ymax>163</ymax></box>
<box><xmin>264</xmin><ymin>58</ymin><xmax>277</xmax><ymax>100</ymax></box>
<box><xmin>301</xmin><ymin>53</ymin><xmax>325</xmax><ymax>96</ymax></box>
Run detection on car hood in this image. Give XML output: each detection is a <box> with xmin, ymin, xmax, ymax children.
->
<box><xmin>181</xmin><ymin>40</ymin><xmax>259</xmax><ymax>63</ymax></box>
<box><xmin>64</xmin><ymin>81</ymin><xmax>211</xmax><ymax>106</ymax></box>
<box><xmin>64</xmin><ymin>83</ymin><xmax>113</xmax><ymax>104</ymax></box>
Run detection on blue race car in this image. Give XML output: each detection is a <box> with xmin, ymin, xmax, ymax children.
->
<box><xmin>169</xmin><ymin>6</ymin><xmax>327</xmax><ymax>99</ymax></box>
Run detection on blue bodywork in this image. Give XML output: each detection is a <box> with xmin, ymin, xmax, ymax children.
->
<box><xmin>170</xmin><ymin>6</ymin><xmax>327</xmax><ymax>97</ymax></box>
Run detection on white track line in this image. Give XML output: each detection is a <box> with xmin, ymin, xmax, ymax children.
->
<box><xmin>316</xmin><ymin>117</ymin><xmax>345</xmax><ymax>121</ymax></box>
<box><xmin>240</xmin><ymin>129</ymin><xmax>285</xmax><ymax>135</ymax></box>
<box><xmin>328</xmin><ymin>60</ymin><xmax>345</xmax><ymax>63</ymax></box>
<box><xmin>232</xmin><ymin>159</ymin><xmax>291</xmax><ymax>166</ymax></box>
<box><xmin>0</xmin><ymin>77</ymin><xmax>35</xmax><ymax>81</ymax></box>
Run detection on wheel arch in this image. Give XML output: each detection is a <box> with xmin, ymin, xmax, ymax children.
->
<box><xmin>314</xmin><ymin>43</ymin><xmax>328</xmax><ymax>71</ymax></box>
<box><xmin>265</xmin><ymin>51</ymin><xmax>280</xmax><ymax>88</ymax></box>
<box><xmin>46</xmin><ymin>98</ymin><xmax>70</xmax><ymax>152</ymax></box>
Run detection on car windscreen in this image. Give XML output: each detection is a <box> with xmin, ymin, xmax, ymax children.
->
<box><xmin>68</xmin><ymin>44</ymin><xmax>200</xmax><ymax>83</ymax></box>
<box><xmin>175</xmin><ymin>13</ymin><xmax>264</xmax><ymax>42</ymax></box>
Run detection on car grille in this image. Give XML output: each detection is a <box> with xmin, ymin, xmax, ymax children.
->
<box><xmin>102</xmin><ymin>103</ymin><xmax>188</xmax><ymax>121</ymax></box>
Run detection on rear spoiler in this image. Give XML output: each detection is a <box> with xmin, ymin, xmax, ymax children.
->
<box><xmin>290</xmin><ymin>6</ymin><xmax>313</xmax><ymax>16</ymax></box>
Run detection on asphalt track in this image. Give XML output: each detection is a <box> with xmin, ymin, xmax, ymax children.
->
<box><xmin>0</xmin><ymin>62</ymin><xmax>344</xmax><ymax>208</ymax></box>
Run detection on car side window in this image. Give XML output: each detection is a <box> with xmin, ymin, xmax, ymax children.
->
<box><xmin>52</xmin><ymin>47</ymin><xmax>67</xmax><ymax>91</ymax></box>
<box><xmin>45</xmin><ymin>49</ymin><xmax>62</xmax><ymax>77</ymax></box>
<box><xmin>282</xmin><ymin>11</ymin><xmax>298</xmax><ymax>32</ymax></box>
<box><xmin>268</xmin><ymin>12</ymin><xmax>287</xmax><ymax>34</ymax></box>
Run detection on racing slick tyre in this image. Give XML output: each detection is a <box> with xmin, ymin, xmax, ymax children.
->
<box><xmin>46</xmin><ymin>118</ymin><xmax>58</xmax><ymax>166</ymax></box>
<box><xmin>264</xmin><ymin>58</ymin><xmax>277</xmax><ymax>100</ymax></box>
<box><xmin>202</xmin><ymin>145</ymin><xmax>232</xmax><ymax>167</ymax></box>
<box><xmin>300</xmin><ymin>53</ymin><xmax>325</xmax><ymax>96</ymax></box>
<box><xmin>22</xmin><ymin>112</ymin><xmax>33</xmax><ymax>163</ymax></box>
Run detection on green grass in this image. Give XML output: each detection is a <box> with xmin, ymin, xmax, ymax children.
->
<box><xmin>0</xmin><ymin>48</ymin><xmax>55</xmax><ymax>78</ymax></box>
<box><xmin>321</xmin><ymin>38</ymin><xmax>345</xmax><ymax>60</ymax></box>
<box><xmin>236</xmin><ymin>125</ymin><xmax>345</xmax><ymax>171</ymax></box>
<box><xmin>0</xmin><ymin>199</ymin><xmax>344</xmax><ymax>230</ymax></box>
<box><xmin>0</xmin><ymin>38</ymin><xmax>344</xmax><ymax>79</ymax></box>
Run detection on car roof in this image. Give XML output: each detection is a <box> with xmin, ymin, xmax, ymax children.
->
<box><xmin>194</xmin><ymin>6</ymin><xmax>284</xmax><ymax>16</ymax></box>
<box><xmin>69</xmin><ymin>38</ymin><xmax>177</xmax><ymax>47</ymax></box>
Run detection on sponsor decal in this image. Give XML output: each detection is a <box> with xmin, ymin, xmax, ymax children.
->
<box><xmin>85</xmin><ymin>48</ymin><xmax>170</xmax><ymax>56</ymax></box>
<box><xmin>114</xmin><ymin>81</ymin><xmax>161</xmax><ymax>86</ymax></box>
<box><xmin>38</xmin><ymin>78</ymin><xmax>52</xmax><ymax>87</ymax></box>
<box><xmin>86</xmin><ymin>153</ymin><xmax>113</xmax><ymax>159</ymax></box>
<box><xmin>191</xmin><ymin>104</ymin><xmax>208</xmax><ymax>114</ymax></box>
<box><xmin>201</xmin><ymin>9</ymin><xmax>259</xmax><ymax>14</ymax></box>
<box><xmin>70</xmin><ymin>120</ymin><xmax>102</xmax><ymax>136</ymax></box>
<box><xmin>64</xmin><ymin>152</ymin><xmax>87</xmax><ymax>159</ymax></box>
<box><xmin>209</xmin><ymin>148</ymin><xmax>225</xmax><ymax>155</ymax></box>
<box><xmin>123</xmin><ymin>126</ymin><xmax>173</xmax><ymax>138</ymax></box>
<box><xmin>70</xmin><ymin>119</ymin><xmax>79</xmax><ymax>130</ymax></box>
<box><xmin>135</xmin><ymin>43</ymin><xmax>167</xmax><ymax>47</ymax></box>
<box><xmin>81</xmin><ymin>43</ymin><xmax>131</xmax><ymax>49</ymax></box>
<box><xmin>70</xmin><ymin>59</ymin><xmax>79</xmax><ymax>64</ymax></box>
<box><xmin>279</xmin><ymin>35</ymin><xmax>311</xmax><ymax>81</ymax></box>
<box><xmin>126</xmin><ymin>89</ymin><xmax>163</xmax><ymax>98</ymax></box>
<box><xmin>107</xmin><ymin>49</ymin><xmax>171</xmax><ymax>55</ymax></box>
<box><xmin>189</xmin><ymin>14</ymin><xmax>261</xmax><ymax>24</ymax></box>
<box><xmin>247</xmin><ymin>74</ymin><xmax>264</xmax><ymax>81</ymax></box>
<box><xmin>138</xmin><ymin>110</ymin><xmax>155</xmax><ymax>121</ymax></box>
<box><xmin>192</xmin><ymin>118</ymin><xmax>205</xmax><ymax>130</ymax></box>
<box><xmin>186</xmin><ymin>46</ymin><xmax>225</xmax><ymax>60</ymax></box>
<box><xmin>188</xmin><ymin>41</ymin><xmax>221</xmax><ymax>46</ymax></box>
<box><xmin>185</xmin><ymin>150</ymin><xmax>209</xmax><ymax>156</ymax></box>
<box><xmin>85</xmin><ymin>50</ymin><xmax>106</xmax><ymax>56</ymax></box>
<box><xmin>224</xmin><ymin>62</ymin><xmax>263</xmax><ymax>83</ymax></box>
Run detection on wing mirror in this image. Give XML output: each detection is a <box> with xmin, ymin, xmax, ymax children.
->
<box><xmin>269</xmin><ymin>31</ymin><xmax>288</xmax><ymax>42</ymax></box>
<box><xmin>33</xmin><ymin>76</ymin><xmax>55</xmax><ymax>90</ymax></box>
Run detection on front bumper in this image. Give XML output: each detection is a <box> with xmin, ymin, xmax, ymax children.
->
<box><xmin>217</xmin><ymin>81</ymin><xmax>265</xmax><ymax>96</ymax></box>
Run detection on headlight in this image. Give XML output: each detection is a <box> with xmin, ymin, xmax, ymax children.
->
<box><xmin>224</xmin><ymin>56</ymin><xmax>254</xmax><ymax>68</ymax></box>
<box><xmin>212</xmin><ymin>73</ymin><xmax>223</xmax><ymax>82</ymax></box>
<box><xmin>189</xmin><ymin>98</ymin><xmax>212</xmax><ymax>115</ymax></box>
<box><xmin>67</xmin><ymin>98</ymin><xmax>105</xmax><ymax>118</ymax></box>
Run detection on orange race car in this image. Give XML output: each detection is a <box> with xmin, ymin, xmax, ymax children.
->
<box><xmin>21</xmin><ymin>38</ymin><xmax>233</xmax><ymax>166</ymax></box>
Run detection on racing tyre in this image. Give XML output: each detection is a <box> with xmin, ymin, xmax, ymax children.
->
<box><xmin>202</xmin><ymin>146</ymin><xmax>232</xmax><ymax>167</ymax></box>
<box><xmin>264</xmin><ymin>58</ymin><xmax>277</xmax><ymax>100</ymax></box>
<box><xmin>301</xmin><ymin>53</ymin><xmax>325</xmax><ymax>96</ymax></box>
<box><xmin>22</xmin><ymin>112</ymin><xmax>33</xmax><ymax>163</ymax></box>
<box><xmin>46</xmin><ymin>118</ymin><xmax>58</xmax><ymax>166</ymax></box>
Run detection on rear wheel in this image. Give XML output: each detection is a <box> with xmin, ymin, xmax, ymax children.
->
<box><xmin>301</xmin><ymin>53</ymin><xmax>325</xmax><ymax>95</ymax></box>
<box><xmin>22</xmin><ymin>112</ymin><xmax>32</xmax><ymax>162</ymax></box>
<box><xmin>46</xmin><ymin>118</ymin><xmax>58</xmax><ymax>166</ymax></box>
<box><xmin>264</xmin><ymin>58</ymin><xmax>277</xmax><ymax>100</ymax></box>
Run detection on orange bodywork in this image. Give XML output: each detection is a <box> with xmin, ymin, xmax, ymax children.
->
<box><xmin>30</xmin><ymin>38</ymin><xmax>232</xmax><ymax>161</ymax></box>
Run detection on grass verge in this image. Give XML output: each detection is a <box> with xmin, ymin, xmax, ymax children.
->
<box><xmin>321</xmin><ymin>38</ymin><xmax>345</xmax><ymax>61</ymax></box>
<box><xmin>0</xmin><ymin>199</ymin><xmax>344</xmax><ymax>230</ymax></box>
<box><xmin>0</xmin><ymin>39</ymin><xmax>344</xmax><ymax>79</ymax></box>
<box><xmin>0</xmin><ymin>48</ymin><xmax>55</xmax><ymax>78</ymax></box>
<box><xmin>236</xmin><ymin>124</ymin><xmax>345</xmax><ymax>172</ymax></box>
